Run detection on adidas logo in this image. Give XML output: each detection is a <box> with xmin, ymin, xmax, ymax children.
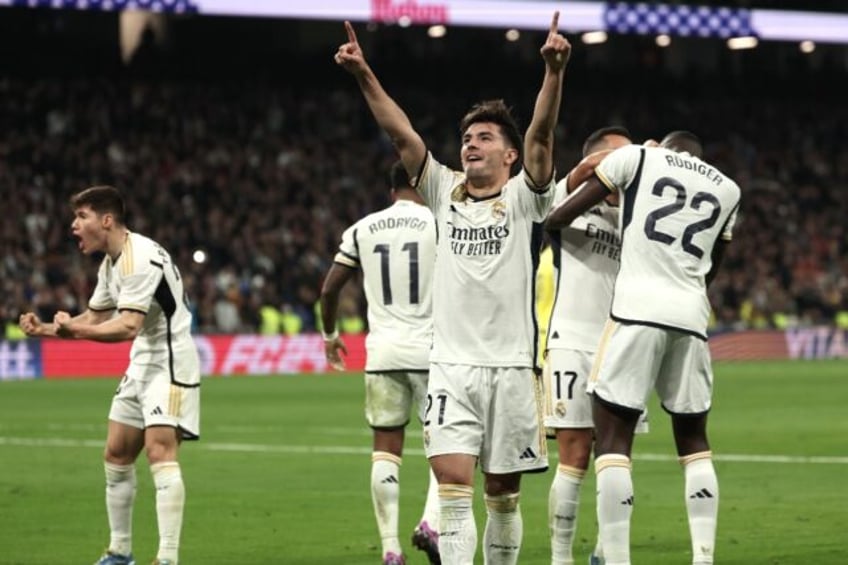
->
<box><xmin>150</xmin><ymin>406</ymin><xmax>163</xmax><ymax>416</ymax></box>
<box><xmin>381</xmin><ymin>475</ymin><xmax>399</xmax><ymax>484</ymax></box>
<box><xmin>689</xmin><ymin>488</ymin><xmax>714</xmax><ymax>499</ymax></box>
<box><xmin>621</xmin><ymin>496</ymin><xmax>634</xmax><ymax>506</ymax></box>
<box><xmin>519</xmin><ymin>447</ymin><xmax>537</xmax><ymax>460</ymax></box>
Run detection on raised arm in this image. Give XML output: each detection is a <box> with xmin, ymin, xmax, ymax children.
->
<box><xmin>335</xmin><ymin>21</ymin><xmax>427</xmax><ymax>178</ymax></box>
<box><xmin>524</xmin><ymin>11</ymin><xmax>571</xmax><ymax>187</ymax></box>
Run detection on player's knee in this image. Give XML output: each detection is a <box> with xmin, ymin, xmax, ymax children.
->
<box><xmin>557</xmin><ymin>429</ymin><xmax>593</xmax><ymax>468</ymax></box>
<box><xmin>484</xmin><ymin>472</ymin><xmax>521</xmax><ymax>496</ymax></box>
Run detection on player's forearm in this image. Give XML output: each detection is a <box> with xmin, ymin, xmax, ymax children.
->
<box><xmin>524</xmin><ymin>69</ymin><xmax>565</xmax><ymax>182</ymax></box>
<box><xmin>319</xmin><ymin>294</ymin><xmax>339</xmax><ymax>335</ymax></box>
<box><xmin>64</xmin><ymin>316</ymin><xmax>139</xmax><ymax>342</ymax></box>
<box><xmin>546</xmin><ymin>176</ymin><xmax>607</xmax><ymax>230</ymax></box>
<box><xmin>33</xmin><ymin>322</ymin><xmax>58</xmax><ymax>338</ymax></box>
<box><xmin>72</xmin><ymin>309</ymin><xmax>113</xmax><ymax>326</ymax></box>
<box><xmin>356</xmin><ymin>71</ymin><xmax>426</xmax><ymax>163</ymax></box>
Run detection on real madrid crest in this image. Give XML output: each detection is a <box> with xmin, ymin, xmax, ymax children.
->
<box><xmin>555</xmin><ymin>401</ymin><xmax>567</xmax><ymax>418</ymax></box>
<box><xmin>492</xmin><ymin>200</ymin><xmax>506</xmax><ymax>220</ymax></box>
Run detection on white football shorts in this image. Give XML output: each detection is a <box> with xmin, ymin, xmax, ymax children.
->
<box><xmin>109</xmin><ymin>347</ymin><xmax>201</xmax><ymax>439</ymax></box>
<box><xmin>545</xmin><ymin>348</ymin><xmax>649</xmax><ymax>432</ymax></box>
<box><xmin>109</xmin><ymin>370</ymin><xmax>200</xmax><ymax>440</ymax></box>
<box><xmin>364</xmin><ymin>370</ymin><xmax>429</xmax><ymax>428</ymax></box>
<box><xmin>589</xmin><ymin>320</ymin><xmax>713</xmax><ymax>415</ymax></box>
<box><xmin>424</xmin><ymin>362</ymin><xmax>548</xmax><ymax>474</ymax></box>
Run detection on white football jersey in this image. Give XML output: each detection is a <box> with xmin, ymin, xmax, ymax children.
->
<box><xmin>547</xmin><ymin>179</ymin><xmax>620</xmax><ymax>352</ymax></box>
<box><xmin>595</xmin><ymin>145</ymin><xmax>741</xmax><ymax>338</ymax></box>
<box><xmin>334</xmin><ymin>199</ymin><xmax>436</xmax><ymax>371</ymax></box>
<box><xmin>89</xmin><ymin>232</ymin><xmax>200</xmax><ymax>386</ymax></box>
<box><xmin>416</xmin><ymin>153</ymin><xmax>555</xmax><ymax>368</ymax></box>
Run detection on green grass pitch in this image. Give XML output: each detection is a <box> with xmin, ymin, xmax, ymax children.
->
<box><xmin>1</xmin><ymin>360</ymin><xmax>846</xmax><ymax>564</ymax></box>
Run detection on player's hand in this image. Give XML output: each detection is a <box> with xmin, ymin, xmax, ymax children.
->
<box><xmin>324</xmin><ymin>336</ymin><xmax>349</xmax><ymax>371</ymax></box>
<box><xmin>335</xmin><ymin>21</ymin><xmax>368</xmax><ymax>76</ymax></box>
<box><xmin>540</xmin><ymin>11</ymin><xmax>571</xmax><ymax>71</ymax></box>
<box><xmin>18</xmin><ymin>312</ymin><xmax>44</xmax><ymax>336</ymax></box>
<box><xmin>53</xmin><ymin>311</ymin><xmax>74</xmax><ymax>338</ymax></box>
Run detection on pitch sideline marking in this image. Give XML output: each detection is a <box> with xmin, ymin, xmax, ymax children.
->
<box><xmin>1</xmin><ymin>436</ymin><xmax>847</xmax><ymax>464</ymax></box>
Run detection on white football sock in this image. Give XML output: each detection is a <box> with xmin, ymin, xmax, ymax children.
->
<box><xmin>549</xmin><ymin>464</ymin><xmax>585</xmax><ymax>565</ymax></box>
<box><xmin>371</xmin><ymin>451</ymin><xmax>402</xmax><ymax>557</ymax></box>
<box><xmin>595</xmin><ymin>454</ymin><xmax>633</xmax><ymax>565</ymax></box>
<box><xmin>439</xmin><ymin>484</ymin><xmax>476</xmax><ymax>565</ymax></box>
<box><xmin>483</xmin><ymin>492</ymin><xmax>522</xmax><ymax>565</ymax></box>
<box><xmin>104</xmin><ymin>462</ymin><xmax>136</xmax><ymax>556</ymax></box>
<box><xmin>681</xmin><ymin>451</ymin><xmax>719</xmax><ymax>565</ymax></box>
<box><xmin>151</xmin><ymin>461</ymin><xmax>184</xmax><ymax>564</ymax></box>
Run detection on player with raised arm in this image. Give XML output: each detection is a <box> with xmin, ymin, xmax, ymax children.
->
<box><xmin>546</xmin><ymin>131</ymin><xmax>741</xmax><ymax>565</ymax></box>
<box><xmin>19</xmin><ymin>185</ymin><xmax>201</xmax><ymax>565</ymax></box>
<box><xmin>337</xmin><ymin>12</ymin><xmax>570</xmax><ymax>565</ymax></box>
<box><xmin>320</xmin><ymin>161</ymin><xmax>440</xmax><ymax>565</ymax></box>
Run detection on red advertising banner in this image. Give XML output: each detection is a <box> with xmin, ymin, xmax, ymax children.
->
<box><xmin>709</xmin><ymin>327</ymin><xmax>848</xmax><ymax>361</ymax></box>
<box><xmin>41</xmin><ymin>334</ymin><xmax>368</xmax><ymax>378</ymax></box>
<box><xmin>5</xmin><ymin>326</ymin><xmax>845</xmax><ymax>380</ymax></box>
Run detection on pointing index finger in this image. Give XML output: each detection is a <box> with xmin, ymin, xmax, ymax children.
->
<box><xmin>549</xmin><ymin>10</ymin><xmax>560</xmax><ymax>35</ymax></box>
<box><xmin>344</xmin><ymin>20</ymin><xmax>358</xmax><ymax>44</ymax></box>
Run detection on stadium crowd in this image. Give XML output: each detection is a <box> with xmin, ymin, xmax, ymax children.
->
<box><xmin>1</xmin><ymin>45</ymin><xmax>847</xmax><ymax>338</ymax></box>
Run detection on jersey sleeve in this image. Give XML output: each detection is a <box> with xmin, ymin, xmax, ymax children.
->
<box><xmin>516</xmin><ymin>168</ymin><xmax>556</xmax><ymax>221</ymax></box>
<box><xmin>88</xmin><ymin>258</ymin><xmax>116</xmax><ymax>311</ymax></box>
<box><xmin>415</xmin><ymin>152</ymin><xmax>463</xmax><ymax>213</ymax></box>
<box><xmin>333</xmin><ymin>223</ymin><xmax>361</xmax><ymax>268</ymax></box>
<box><xmin>594</xmin><ymin>144</ymin><xmax>643</xmax><ymax>193</ymax></box>
<box><xmin>116</xmin><ymin>251</ymin><xmax>163</xmax><ymax>314</ymax></box>
<box><xmin>553</xmin><ymin>176</ymin><xmax>568</xmax><ymax>204</ymax></box>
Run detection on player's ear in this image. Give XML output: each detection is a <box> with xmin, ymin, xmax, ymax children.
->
<box><xmin>101</xmin><ymin>212</ymin><xmax>114</xmax><ymax>229</ymax></box>
<box><xmin>504</xmin><ymin>147</ymin><xmax>519</xmax><ymax>166</ymax></box>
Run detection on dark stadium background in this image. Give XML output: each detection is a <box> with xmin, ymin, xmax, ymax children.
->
<box><xmin>0</xmin><ymin>1</ymin><xmax>846</xmax><ymax>351</ymax></box>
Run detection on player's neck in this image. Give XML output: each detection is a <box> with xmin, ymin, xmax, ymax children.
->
<box><xmin>106</xmin><ymin>228</ymin><xmax>129</xmax><ymax>260</ymax></box>
<box><xmin>465</xmin><ymin>183</ymin><xmax>503</xmax><ymax>200</ymax></box>
<box><xmin>464</xmin><ymin>171</ymin><xmax>508</xmax><ymax>200</ymax></box>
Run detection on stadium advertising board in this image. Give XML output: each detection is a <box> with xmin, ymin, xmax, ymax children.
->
<box><xmin>3</xmin><ymin>1</ymin><xmax>848</xmax><ymax>44</ymax></box>
<box><xmin>2</xmin><ymin>327</ymin><xmax>847</xmax><ymax>379</ymax></box>
<box><xmin>26</xmin><ymin>334</ymin><xmax>367</xmax><ymax>379</ymax></box>
<box><xmin>0</xmin><ymin>340</ymin><xmax>41</xmax><ymax>381</ymax></box>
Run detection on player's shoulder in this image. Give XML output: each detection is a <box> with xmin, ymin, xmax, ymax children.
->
<box><xmin>124</xmin><ymin>232</ymin><xmax>169</xmax><ymax>267</ymax></box>
<box><xmin>600</xmin><ymin>143</ymin><xmax>645</xmax><ymax>169</ymax></box>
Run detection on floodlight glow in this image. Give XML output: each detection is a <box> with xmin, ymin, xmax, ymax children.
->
<box><xmin>193</xmin><ymin>249</ymin><xmax>207</xmax><ymax>264</ymax></box>
<box><xmin>582</xmin><ymin>30</ymin><xmax>608</xmax><ymax>45</ymax></box>
<box><xmin>727</xmin><ymin>36</ymin><xmax>758</xmax><ymax>49</ymax></box>
<box><xmin>656</xmin><ymin>34</ymin><xmax>671</xmax><ymax>47</ymax></box>
<box><xmin>799</xmin><ymin>40</ymin><xmax>815</xmax><ymax>53</ymax></box>
<box><xmin>505</xmin><ymin>28</ymin><xmax>520</xmax><ymax>42</ymax></box>
<box><xmin>428</xmin><ymin>24</ymin><xmax>446</xmax><ymax>38</ymax></box>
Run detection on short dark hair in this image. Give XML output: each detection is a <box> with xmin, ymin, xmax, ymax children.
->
<box><xmin>459</xmin><ymin>99</ymin><xmax>523</xmax><ymax>176</ymax></box>
<box><xmin>70</xmin><ymin>185</ymin><xmax>126</xmax><ymax>225</ymax></box>
<box><xmin>582</xmin><ymin>126</ymin><xmax>632</xmax><ymax>157</ymax></box>
<box><xmin>661</xmin><ymin>130</ymin><xmax>703</xmax><ymax>158</ymax></box>
<box><xmin>389</xmin><ymin>160</ymin><xmax>412</xmax><ymax>191</ymax></box>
